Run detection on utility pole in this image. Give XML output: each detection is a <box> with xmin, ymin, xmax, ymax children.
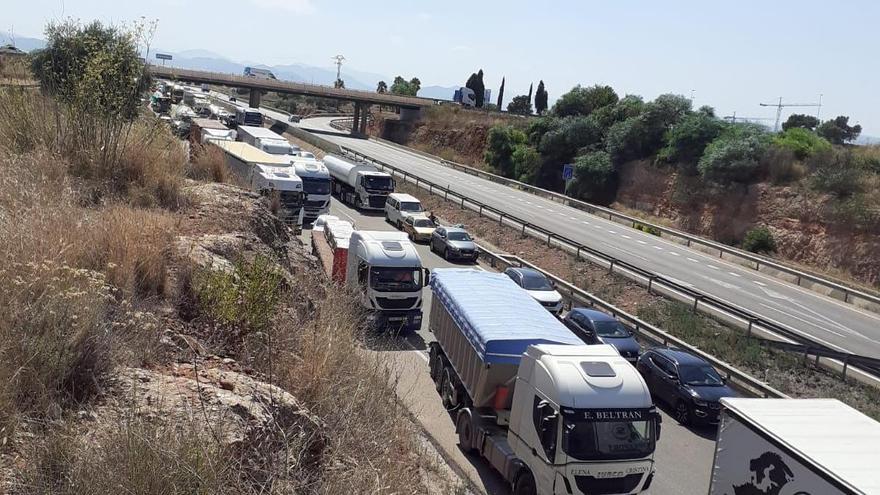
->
<box><xmin>331</xmin><ymin>54</ymin><xmax>345</xmax><ymax>84</ymax></box>
<box><xmin>759</xmin><ymin>96</ymin><xmax>822</xmax><ymax>132</ymax></box>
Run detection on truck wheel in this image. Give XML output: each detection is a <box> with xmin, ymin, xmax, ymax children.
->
<box><xmin>441</xmin><ymin>368</ymin><xmax>459</xmax><ymax>409</ymax></box>
<box><xmin>456</xmin><ymin>409</ymin><xmax>477</xmax><ymax>454</ymax></box>
<box><xmin>675</xmin><ymin>401</ymin><xmax>692</xmax><ymax>425</ymax></box>
<box><xmin>513</xmin><ymin>470</ymin><xmax>537</xmax><ymax>495</ymax></box>
<box><xmin>396</xmin><ymin>219</ymin><xmax>402</xmax><ymax>230</ymax></box>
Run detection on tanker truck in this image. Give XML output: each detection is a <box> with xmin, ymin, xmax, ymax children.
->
<box><xmin>428</xmin><ymin>268</ymin><xmax>661</xmax><ymax>495</ymax></box>
<box><xmin>323</xmin><ymin>154</ymin><xmax>395</xmax><ymax>211</ymax></box>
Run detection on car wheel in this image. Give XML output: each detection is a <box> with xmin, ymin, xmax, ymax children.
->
<box><xmin>442</xmin><ymin>247</ymin><xmax>449</xmax><ymax>260</ymax></box>
<box><xmin>397</xmin><ymin>219</ymin><xmax>402</xmax><ymax>230</ymax></box>
<box><xmin>675</xmin><ymin>401</ymin><xmax>692</xmax><ymax>425</ymax></box>
<box><xmin>513</xmin><ymin>471</ymin><xmax>537</xmax><ymax>495</ymax></box>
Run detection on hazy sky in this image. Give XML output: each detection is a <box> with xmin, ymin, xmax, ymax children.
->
<box><xmin>6</xmin><ymin>0</ymin><xmax>879</xmax><ymax>133</ymax></box>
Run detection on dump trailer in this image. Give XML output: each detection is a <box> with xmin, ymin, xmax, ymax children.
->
<box><xmin>211</xmin><ymin>141</ymin><xmax>304</xmax><ymax>232</ymax></box>
<box><xmin>324</xmin><ymin>154</ymin><xmax>394</xmax><ymax>211</ymax></box>
<box><xmin>237</xmin><ymin>125</ymin><xmax>301</xmax><ymax>160</ymax></box>
<box><xmin>710</xmin><ymin>398</ymin><xmax>880</xmax><ymax>495</ymax></box>
<box><xmin>428</xmin><ymin>269</ymin><xmax>661</xmax><ymax>495</ymax></box>
<box><xmin>311</xmin><ymin>219</ymin><xmax>353</xmax><ymax>284</ymax></box>
<box><xmin>190</xmin><ymin>118</ymin><xmax>236</xmax><ymax>145</ymax></box>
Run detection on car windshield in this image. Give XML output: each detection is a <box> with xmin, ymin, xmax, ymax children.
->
<box><xmin>413</xmin><ymin>219</ymin><xmax>435</xmax><ymax>228</ymax></box>
<box><xmin>302</xmin><ymin>177</ymin><xmax>330</xmax><ymax>195</ymax></box>
<box><xmin>521</xmin><ymin>272</ymin><xmax>553</xmax><ymax>291</ymax></box>
<box><xmin>370</xmin><ymin>267</ymin><xmax>422</xmax><ymax>292</ymax></box>
<box><xmin>447</xmin><ymin>231</ymin><xmax>472</xmax><ymax>241</ymax></box>
<box><xmin>364</xmin><ymin>176</ymin><xmax>393</xmax><ymax>191</ymax></box>
<box><xmin>679</xmin><ymin>365</ymin><xmax>724</xmax><ymax>386</ymax></box>
<box><xmin>593</xmin><ymin>320</ymin><xmax>631</xmax><ymax>338</ymax></box>
<box><xmin>562</xmin><ymin>412</ymin><xmax>655</xmax><ymax>461</ymax></box>
<box><xmin>399</xmin><ymin>201</ymin><xmax>422</xmax><ymax>212</ymax></box>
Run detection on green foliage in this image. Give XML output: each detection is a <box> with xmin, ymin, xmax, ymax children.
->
<box><xmin>195</xmin><ymin>256</ymin><xmax>284</xmax><ymax>337</ymax></box>
<box><xmin>507</xmin><ymin>95</ymin><xmax>532</xmax><ymax>115</ymax></box>
<box><xmin>511</xmin><ymin>144</ymin><xmax>541</xmax><ymax>183</ymax></box>
<box><xmin>376</xmin><ymin>80</ymin><xmax>387</xmax><ymax>93</ymax></box>
<box><xmin>644</xmin><ymin>94</ymin><xmax>692</xmax><ymax>128</ymax></box>
<box><xmin>817</xmin><ymin>115</ymin><xmax>862</xmax><ymax>144</ymax></box>
<box><xmin>538</xmin><ymin>116</ymin><xmax>603</xmax><ymax>163</ymax></box>
<box><xmin>808</xmin><ymin>148</ymin><xmax>866</xmax><ymax>197</ymax></box>
<box><xmin>465</xmin><ymin>69</ymin><xmax>485</xmax><ymax>107</ymax></box>
<box><xmin>741</xmin><ymin>226</ymin><xmax>776</xmax><ymax>253</ymax></box>
<box><xmin>526</xmin><ymin>116</ymin><xmax>560</xmax><ymax>146</ymax></box>
<box><xmin>484</xmin><ymin>125</ymin><xmax>528</xmax><ymax>178</ymax></box>
<box><xmin>605</xmin><ymin>116</ymin><xmax>651</xmax><ymax>163</ymax></box>
<box><xmin>593</xmin><ymin>95</ymin><xmax>646</xmax><ymax>129</ymax></box>
<box><xmin>697</xmin><ymin>105</ymin><xmax>716</xmax><ymax>117</ymax></box>
<box><xmin>697</xmin><ymin>124</ymin><xmax>769</xmax><ymax>184</ymax></box>
<box><xmin>552</xmin><ymin>84</ymin><xmax>619</xmax><ymax>117</ymax></box>
<box><xmin>658</xmin><ymin>113</ymin><xmax>725</xmax><ymax>166</ymax></box>
<box><xmin>634</xmin><ymin>223</ymin><xmax>661</xmax><ymax>236</ymax></box>
<box><xmin>497</xmin><ymin>77</ymin><xmax>505</xmax><ymax>109</ymax></box>
<box><xmin>390</xmin><ymin>75</ymin><xmax>421</xmax><ymax>96</ymax></box>
<box><xmin>566</xmin><ymin>151</ymin><xmax>616</xmax><ymax>204</ymax></box>
<box><xmin>772</xmin><ymin>128</ymin><xmax>831</xmax><ymax>160</ymax></box>
<box><xmin>782</xmin><ymin>113</ymin><xmax>819</xmax><ymax>131</ymax></box>
<box><xmin>535</xmin><ymin>80</ymin><xmax>548</xmax><ymax>115</ymax></box>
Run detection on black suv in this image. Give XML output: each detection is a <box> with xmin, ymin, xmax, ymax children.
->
<box><xmin>636</xmin><ymin>348</ymin><xmax>736</xmax><ymax>426</ymax></box>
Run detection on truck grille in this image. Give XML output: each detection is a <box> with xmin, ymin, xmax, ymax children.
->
<box><xmin>304</xmin><ymin>199</ymin><xmax>326</xmax><ymax>208</ymax></box>
<box><xmin>376</xmin><ymin>297</ymin><xmax>418</xmax><ymax>310</ymax></box>
<box><xmin>279</xmin><ymin>191</ymin><xmax>301</xmax><ymax>209</ymax></box>
<box><xmin>367</xmin><ymin>195</ymin><xmax>387</xmax><ymax>208</ymax></box>
<box><xmin>574</xmin><ymin>474</ymin><xmax>642</xmax><ymax>495</ymax></box>
<box><xmin>539</xmin><ymin>300</ymin><xmax>560</xmax><ymax>308</ymax></box>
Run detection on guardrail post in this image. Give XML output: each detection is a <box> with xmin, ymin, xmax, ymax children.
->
<box><xmin>461</xmin><ymin>197</ymin><xmax>465</xmax><ymax>209</ymax></box>
<box><xmin>429</xmin><ymin>184</ymin><xmax>433</xmax><ymax>195</ymax></box>
<box><xmin>499</xmin><ymin>213</ymin><xmax>504</xmax><ymax>225</ymax></box>
<box><xmin>522</xmin><ymin>223</ymin><xmax>527</xmax><ymax>236</ymax></box>
<box><xmin>746</xmin><ymin>318</ymin><xmax>754</xmax><ymax>338</ymax></box>
<box><xmin>479</xmin><ymin>205</ymin><xmax>483</xmax><ymax>217</ymax></box>
<box><xmin>609</xmin><ymin>260</ymin><xmax>615</xmax><ymax>274</ymax></box>
<box><xmin>444</xmin><ymin>189</ymin><xmax>448</xmax><ymax>200</ymax></box>
<box><xmin>693</xmin><ymin>296</ymin><xmax>701</xmax><ymax>312</ymax></box>
<box><xmin>576</xmin><ymin>246</ymin><xmax>582</xmax><ymax>259</ymax></box>
<box><xmin>841</xmin><ymin>356</ymin><xmax>849</xmax><ymax>381</ymax></box>
<box><xmin>844</xmin><ymin>291</ymin><xmax>850</xmax><ymax>303</ymax></box>
<box><xmin>547</xmin><ymin>233</ymin><xmax>552</xmax><ymax>246</ymax></box>
<box><xmin>647</xmin><ymin>276</ymin><xmax>654</xmax><ymax>294</ymax></box>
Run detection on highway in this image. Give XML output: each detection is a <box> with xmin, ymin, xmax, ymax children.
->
<box><xmin>279</xmin><ymin>113</ymin><xmax>880</xmax><ymax>361</ymax></box>
<box><xmin>303</xmin><ymin>199</ymin><xmax>717</xmax><ymax>495</ymax></box>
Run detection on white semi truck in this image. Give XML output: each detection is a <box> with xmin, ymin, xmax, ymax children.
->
<box><xmin>211</xmin><ymin>141</ymin><xmax>304</xmax><ymax>232</ymax></box>
<box><xmin>237</xmin><ymin>125</ymin><xmax>302</xmax><ymax>160</ymax></box>
<box><xmin>292</xmin><ymin>157</ymin><xmax>331</xmax><ymax>222</ymax></box>
<box><xmin>710</xmin><ymin>398</ymin><xmax>880</xmax><ymax>495</ymax></box>
<box><xmin>346</xmin><ymin>230</ymin><xmax>427</xmax><ymax>332</ymax></box>
<box><xmin>323</xmin><ymin>154</ymin><xmax>395</xmax><ymax>211</ymax></box>
<box><xmin>428</xmin><ymin>269</ymin><xmax>661</xmax><ymax>495</ymax></box>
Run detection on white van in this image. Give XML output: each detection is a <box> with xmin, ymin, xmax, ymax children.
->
<box><xmin>384</xmin><ymin>193</ymin><xmax>424</xmax><ymax>229</ymax></box>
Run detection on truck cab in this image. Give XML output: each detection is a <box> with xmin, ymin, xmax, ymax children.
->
<box><xmin>346</xmin><ymin>231</ymin><xmax>427</xmax><ymax>332</ymax></box>
<box><xmin>293</xmin><ymin>158</ymin><xmax>331</xmax><ymax>222</ymax></box>
<box><xmin>510</xmin><ymin>345</ymin><xmax>659</xmax><ymax>494</ymax></box>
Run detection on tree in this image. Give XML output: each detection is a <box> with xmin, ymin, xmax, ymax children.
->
<box><xmin>658</xmin><ymin>113</ymin><xmax>725</xmax><ymax>167</ymax></box>
<box><xmin>698</xmin><ymin>124</ymin><xmax>769</xmax><ymax>184</ymax></box>
<box><xmin>552</xmin><ymin>84</ymin><xmax>619</xmax><ymax>118</ymax></box>
<box><xmin>697</xmin><ymin>105</ymin><xmax>716</xmax><ymax>117</ymax></box>
<box><xmin>31</xmin><ymin>19</ymin><xmax>151</xmax><ymax>168</ymax></box>
<box><xmin>566</xmin><ymin>151</ymin><xmax>616</xmax><ymax>204</ymax></box>
<box><xmin>538</xmin><ymin>116</ymin><xmax>603</xmax><ymax>163</ymax></box>
<box><xmin>376</xmin><ymin>80</ymin><xmax>387</xmax><ymax>93</ymax></box>
<box><xmin>527</xmin><ymin>83</ymin><xmax>533</xmax><ymax>107</ymax></box>
<box><xmin>817</xmin><ymin>115</ymin><xmax>862</xmax><ymax>144</ymax></box>
<box><xmin>465</xmin><ymin>69</ymin><xmax>485</xmax><ymax>107</ymax></box>
<box><xmin>782</xmin><ymin>114</ymin><xmax>819</xmax><ymax>131</ymax></box>
<box><xmin>390</xmin><ymin>75</ymin><xmax>420</xmax><ymax>96</ymax></box>
<box><xmin>535</xmin><ymin>80</ymin><xmax>548</xmax><ymax>115</ymax></box>
<box><xmin>511</xmin><ymin>144</ymin><xmax>541</xmax><ymax>183</ymax></box>
<box><xmin>497</xmin><ymin>77</ymin><xmax>505</xmax><ymax>110</ymax></box>
<box><xmin>507</xmin><ymin>95</ymin><xmax>532</xmax><ymax>115</ymax></box>
<box><xmin>772</xmin><ymin>128</ymin><xmax>832</xmax><ymax>159</ymax></box>
<box><xmin>484</xmin><ymin>125</ymin><xmax>528</xmax><ymax>177</ymax></box>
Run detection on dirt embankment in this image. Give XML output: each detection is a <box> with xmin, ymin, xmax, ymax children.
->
<box><xmin>614</xmin><ymin>162</ymin><xmax>880</xmax><ymax>288</ymax></box>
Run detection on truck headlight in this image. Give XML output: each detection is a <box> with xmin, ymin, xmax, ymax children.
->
<box><xmin>693</xmin><ymin>399</ymin><xmax>708</xmax><ymax>407</ymax></box>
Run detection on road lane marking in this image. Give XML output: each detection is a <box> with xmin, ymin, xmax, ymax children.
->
<box><xmin>759</xmin><ymin>303</ymin><xmax>846</xmax><ymax>338</ymax></box>
<box><xmin>707</xmin><ymin>265</ymin><xmax>720</xmax><ymax>270</ymax></box>
<box><xmin>753</xmin><ymin>281</ymin><xmax>767</xmax><ymax>287</ymax></box>
<box><xmin>728</xmin><ymin>272</ymin><xmax>741</xmax><ymax>277</ymax></box>
<box><xmin>668</xmin><ymin>251</ymin><xmax>680</xmax><ymax>256</ymax></box>
<box><xmin>621</xmin><ymin>234</ymin><xmax>631</xmax><ymax>239</ymax></box>
<box><xmin>638</xmin><ymin>240</ymin><xmax>647</xmax><ymax>245</ymax></box>
<box><xmin>687</xmin><ymin>257</ymin><xmax>700</xmax><ymax>263</ymax></box>
<box><xmin>582</xmin><ymin>221</ymin><xmax>590</xmax><ymax>225</ymax></box>
<box><xmin>653</xmin><ymin>246</ymin><xmax>663</xmax><ymax>250</ymax></box>
<box><xmin>608</xmin><ymin>230</ymin><xmax>617</xmax><ymax>234</ymax></box>
<box><xmin>570</xmin><ymin>216</ymin><xmax>578</xmax><ymax>220</ymax></box>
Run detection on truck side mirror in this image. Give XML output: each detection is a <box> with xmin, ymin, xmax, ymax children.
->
<box><xmin>654</xmin><ymin>412</ymin><xmax>662</xmax><ymax>440</ymax></box>
<box><xmin>423</xmin><ymin>268</ymin><xmax>431</xmax><ymax>287</ymax></box>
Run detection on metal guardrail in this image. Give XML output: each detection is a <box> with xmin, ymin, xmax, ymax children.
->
<box><xmin>475</xmin><ymin>248</ymin><xmax>787</xmax><ymax>399</ymax></box>
<box><xmin>369</xmin><ymin>136</ymin><xmax>880</xmax><ymax>313</ymax></box>
<box><xmin>338</xmin><ymin>146</ymin><xmax>880</xmax><ymax>384</ymax></box>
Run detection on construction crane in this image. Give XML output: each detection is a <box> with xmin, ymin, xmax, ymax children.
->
<box><xmin>723</xmin><ymin>112</ymin><xmax>775</xmax><ymax>125</ymax></box>
<box><xmin>759</xmin><ymin>96</ymin><xmax>822</xmax><ymax>132</ymax></box>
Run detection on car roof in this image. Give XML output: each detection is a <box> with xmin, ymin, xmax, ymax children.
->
<box><xmin>388</xmin><ymin>193</ymin><xmax>419</xmax><ymax>202</ymax></box>
<box><xmin>570</xmin><ymin>308</ymin><xmax>616</xmax><ymax>322</ymax></box>
<box><xmin>444</xmin><ymin>226</ymin><xmax>468</xmax><ymax>233</ymax></box>
<box><xmin>507</xmin><ymin>267</ymin><xmax>545</xmax><ymax>278</ymax></box>
<box><xmin>652</xmin><ymin>347</ymin><xmax>707</xmax><ymax>366</ymax></box>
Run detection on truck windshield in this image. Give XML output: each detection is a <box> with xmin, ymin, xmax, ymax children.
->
<box><xmin>370</xmin><ymin>267</ymin><xmax>422</xmax><ymax>292</ymax></box>
<box><xmin>278</xmin><ymin>190</ymin><xmax>303</xmax><ymax>208</ymax></box>
<box><xmin>243</xmin><ymin>112</ymin><xmax>263</xmax><ymax>125</ymax></box>
<box><xmin>302</xmin><ymin>177</ymin><xmax>331</xmax><ymax>195</ymax></box>
<box><xmin>561</xmin><ymin>410</ymin><xmax>655</xmax><ymax>461</ymax></box>
<box><xmin>363</xmin><ymin>175</ymin><xmax>393</xmax><ymax>191</ymax></box>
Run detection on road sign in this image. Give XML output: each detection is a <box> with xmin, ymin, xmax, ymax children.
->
<box><xmin>562</xmin><ymin>163</ymin><xmax>574</xmax><ymax>181</ymax></box>
<box><xmin>155</xmin><ymin>53</ymin><xmax>173</xmax><ymax>61</ymax></box>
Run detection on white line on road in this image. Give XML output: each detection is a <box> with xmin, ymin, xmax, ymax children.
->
<box><xmin>687</xmin><ymin>257</ymin><xmax>700</xmax><ymax>263</ymax></box>
<box><xmin>638</xmin><ymin>240</ymin><xmax>647</xmax><ymax>245</ymax></box>
<box><xmin>582</xmin><ymin>221</ymin><xmax>590</xmax><ymax>225</ymax></box>
<box><xmin>669</xmin><ymin>251</ymin><xmax>680</xmax><ymax>256</ymax></box>
<box><xmin>753</xmin><ymin>281</ymin><xmax>767</xmax><ymax>287</ymax></box>
<box><xmin>728</xmin><ymin>272</ymin><xmax>742</xmax><ymax>277</ymax></box>
<box><xmin>653</xmin><ymin>246</ymin><xmax>663</xmax><ymax>250</ymax></box>
<box><xmin>570</xmin><ymin>216</ymin><xmax>578</xmax><ymax>220</ymax></box>
<box><xmin>621</xmin><ymin>234</ymin><xmax>631</xmax><ymax>239</ymax></box>
<box><xmin>608</xmin><ymin>230</ymin><xmax>617</xmax><ymax>234</ymax></box>
<box><xmin>707</xmin><ymin>265</ymin><xmax>720</xmax><ymax>270</ymax></box>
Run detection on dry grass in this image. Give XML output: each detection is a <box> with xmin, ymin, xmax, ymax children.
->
<box><xmin>187</xmin><ymin>143</ymin><xmax>231</xmax><ymax>183</ymax></box>
<box><xmin>0</xmin><ymin>55</ymin><xmax>31</xmax><ymax>82</ymax></box>
<box><xmin>423</xmin><ymin>104</ymin><xmax>527</xmax><ymax>129</ymax></box>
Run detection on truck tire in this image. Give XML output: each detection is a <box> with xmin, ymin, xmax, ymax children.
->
<box><xmin>513</xmin><ymin>470</ymin><xmax>536</xmax><ymax>495</ymax></box>
<box><xmin>441</xmin><ymin>368</ymin><xmax>459</xmax><ymax>409</ymax></box>
<box><xmin>456</xmin><ymin>408</ymin><xmax>477</xmax><ymax>454</ymax></box>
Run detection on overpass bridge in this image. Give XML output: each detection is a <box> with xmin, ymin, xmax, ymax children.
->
<box><xmin>148</xmin><ymin>65</ymin><xmax>436</xmax><ymax>134</ymax></box>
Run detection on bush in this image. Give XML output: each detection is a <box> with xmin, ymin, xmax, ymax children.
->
<box><xmin>658</xmin><ymin>113</ymin><xmax>725</xmax><ymax>168</ymax></box>
<box><xmin>808</xmin><ymin>149</ymin><xmax>866</xmax><ymax>197</ymax></box>
<box><xmin>772</xmin><ymin>127</ymin><xmax>831</xmax><ymax>160</ymax></box>
<box><xmin>634</xmin><ymin>223</ymin><xmax>662</xmax><ymax>236</ymax></box>
<box><xmin>762</xmin><ymin>145</ymin><xmax>805</xmax><ymax>184</ymax></box>
<box><xmin>552</xmin><ymin>84</ymin><xmax>618</xmax><ymax>117</ymax></box>
<box><xmin>698</xmin><ymin>124</ymin><xmax>769</xmax><ymax>184</ymax></box>
<box><xmin>741</xmin><ymin>226</ymin><xmax>776</xmax><ymax>253</ymax></box>
<box><xmin>511</xmin><ymin>144</ymin><xmax>541</xmax><ymax>183</ymax></box>
<box><xmin>566</xmin><ymin>151</ymin><xmax>616</xmax><ymax>204</ymax></box>
<box><xmin>484</xmin><ymin>125</ymin><xmax>527</xmax><ymax>178</ymax></box>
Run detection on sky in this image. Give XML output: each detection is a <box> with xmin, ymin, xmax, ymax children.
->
<box><xmin>5</xmin><ymin>0</ymin><xmax>880</xmax><ymax>134</ymax></box>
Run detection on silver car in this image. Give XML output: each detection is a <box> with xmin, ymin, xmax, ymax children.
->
<box><xmin>430</xmin><ymin>226</ymin><xmax>478</xmax><ymax>262</ymax></box>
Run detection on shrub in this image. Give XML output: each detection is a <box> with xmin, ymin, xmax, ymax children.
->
<box><xmin>698</xmin><ymin>124</ymin><xmax>769</xmax><ymax>184</ymax></box>
<box><xmin>484</xmin><ymin>125</ymin><xmax>527</xmax><ymax>178</ymax></box>
<box><xmin>634</xmin><ymin>223</ymin><xmax>662</xmax><ymax>236</ymax></box>
<box><xmin>771</xmin><ymin>127</ymin><xmax>831</xmax><ymax>160</ymax></box>
<box><xmin>741</xmin><ymin>226</ymin><xmax>776</xmax><ymax>253</ymax></box>
<box><xmin>658</xmin><ymin>113</ymin><xmax>725</xmax><ymax>168</ymax></box>
<box><xmin>762</xmin><ymin>145</ymin><xmax>805</xmax><ymax>184</ymax></box>
<box><xmin>808</xmin><ymin>149</ymin><xmax>866</xmax><ymax>197</ymax></box>
<box><xmin>511</xmin><ymin>144</ymin><xmax>541</xmax><ymax>183</ymax></box>
<box><xmin>566</xmin><ymin>151</ymin><xmax>616</xmax><ymax>204</ymax></box>
<box><xmin>552</xmin><ymin>84</ymin><xmax>618</xmax><ymax>117</ymax></box>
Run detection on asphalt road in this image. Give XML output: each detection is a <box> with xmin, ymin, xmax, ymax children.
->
<box><xmin>285</xmin><ymin>114</ymin><xmax>880</xmax><ymax>361</ymax></box>
<box><xmin>301</xmin><ymin>199</ymin><xmax>717</xmax><ymax>495</ymax></box>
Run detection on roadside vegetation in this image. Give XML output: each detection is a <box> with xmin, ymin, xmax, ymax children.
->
<box><xmin>1</xmin><ymin>20</ymin><xmax>457</xmax><ymax>494</ymax></box>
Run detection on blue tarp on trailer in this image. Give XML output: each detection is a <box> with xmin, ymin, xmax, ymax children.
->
<box><xmin>429</xmin><ymin>268</ymin><xmax>582</xmax><ymax>365</ymax></box>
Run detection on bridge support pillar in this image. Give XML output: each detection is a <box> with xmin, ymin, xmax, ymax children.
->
<box><xmin>351</xmin><ymin>102</ymin><xmax>371</xmax><ymax>136</ymax></box>
<box><xmin>399</xmin><ymin>107</ymin><xmax>422</xmax><ymax>122</ymax></box>
<box><xmin>248</xmin><ymin>89</ymin><xmax>261</xmax><ymax>108</ymax></box>
<box><xmin>351</xmin><ymin>103</ymin><xmax>361</xmax><ymax>136</ymax></box>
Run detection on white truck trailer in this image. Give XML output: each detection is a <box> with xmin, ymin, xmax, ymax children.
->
<box><xmin>292</xmin><ymin>157</ymin><xmax>331</xmax><ymax>222</ymax></box>
<box><xmin>237</xmin><ymin>125</ymin><xmax>302</xmax><ymax>160</ymax></box>
<box><xmin>323</xmin><ymin>154</ymin><xmax>395</xmax><ymax>211</ymax></box>
<box><xmin>346</xmin><ymin>230</ymin><xmax>427</xmax><ymax>332</ymax></box>
<box><xmin>211</xmin><ymin>141</ymin><xmax>304</xmax><ymax>232</ymax></box>
<box><xmin>710</xmin><ymin>398</ymin><xmax>880</xmax><ymax>495</ymax></box>
<box><xmin>428</xmin><ymin>269</ymin><xmax>661</xmax><ymax>495</ymax></box>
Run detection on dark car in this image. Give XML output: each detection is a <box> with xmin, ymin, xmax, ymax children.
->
<box><xmin>636</xmin><ymin>348</ymin><xmax>737</xmax><ymax>426</ymax></box>
<box><xmin>430</xmin><ymin>226</ymin><xmax>478</xmax><ymax>262</ymax></box>
<box><xmin>562</xmin><ymin>308</ymin><xmax>641</xmax><ymax>363</ymax></box>
<box><xmin>503</xmin><ymin>267</ymin><xmax>563</xmax><ymax>314</ymax></box>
